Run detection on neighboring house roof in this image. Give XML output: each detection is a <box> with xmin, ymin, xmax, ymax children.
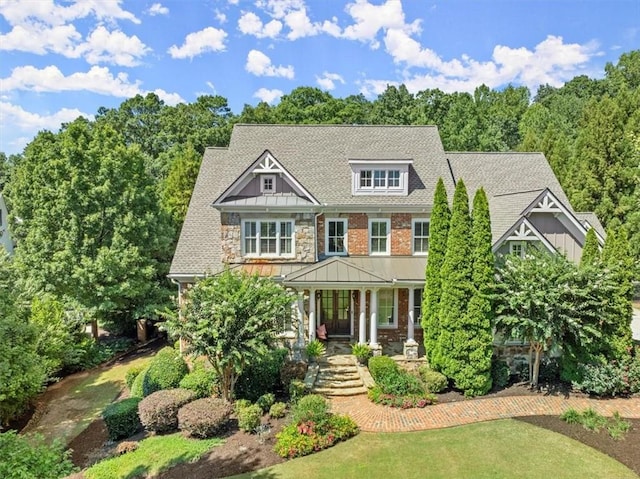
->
<box><xmin>575</xmin><ymin>212</ymin><xmax>607</xmax><ymax>239</ymax></box>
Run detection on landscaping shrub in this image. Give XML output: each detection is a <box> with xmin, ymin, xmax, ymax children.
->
<box><xmin>572</xmin><ymin>362</ymin><xmax>627</xmax><ymax>396</ymax></box>
<box><xmin>367</xmin><ymin>355</ymin><xmax>399</xmax><ymax>381</ymax></box>
<box><xmin>178</xmin><ymin>397</ymin><xmax>233</xmax><ymax>438</ymax></box>
<box><xmin>418</xmin><ymin>365</ymin><xmax>448</xmax><ymax>393</ymax></box>
<box><xmin>102</xmin><ymin>397</ymin><xmax>142</xmax><ymax>440</ymax></box>
<box><xmin>143</xmin><ymin>347</ymin><xmax>189</xmax><ymax>397</ymax></box>
<box><xmin>368</xmin><ymin>386</ymin><xmax>436</xmax><ymax>408</ymax></box>
<box><xmin>288</xmin><ymin>379</ymin><xmax>308</xmax><ymax>403</ymax></box>
<box><xmin>130</xmin><ymin>366</ymin><xmax>149</xmax><ymax>398</ymax></box>
<box><xmin>237</xmin><ymin>403</ymin><xmax>263</xmax><ymax>432</ymax></box>
<box><xmin>0</xmin><ymin>430</ymin><xmax>76</xmax><ymax>479</ymax></box>
<box><xmin>490</xmin><ymin>358</ymin><xmax>510</xmax><ymax>389</ymax></box>
<box><xmin>607</xmin><ymin>412</ymin><xmax>631</xmax><ymax>440</ymax></box>
<box><xmin>280</xmin><ymin>360</ymin><xmax>308</xmax><ymax>389</ymax></box>
<box><xmin>269</xmin><ymin>402</ymin><xmax>287</xmax><ymax>419</ymax></box>
<box><xmin>274</xmin><ymin>413</ymin><xmax>359</xmax><ymax>459</ymax></box>
<box><xmin>292</xmin><ymin>394</ymin><xmax>330</xmax><ymax>425</ymax></box>
<box><xmin>138</xmin><ymin>388</ymin><xmax>196</xmax><ymax>433</ymax></box>
<box><xmin>560</xmin><ymin>408</ymin><xmax>581</xmax><ymax>424</ymax></box>
<box><xmin>179</xmin><ymin>360</ymin><xmax>218</xmax><ymax>398</ymax></box>
<box><xmin>235</xmin><ymin>348</ymin><xmax>288</xmax><ymax>402</ymax></box>
<box><xmin>125</xmin><ymin>365</ymin><xmax>145</xmax><ymax>390</ymax></box>
<box><xmin>538</xmin><ymin>357</ymin><xmax>561</xmax><ymax>383</ymax></box>
<box><xmin>377</xmin><ymin>369</ymin><xmax>425</xmax><ymax>396</ymax></box>
<box><xmin>234</xmin><ymin>399</ymin><xmax>252</xmax><ymax>414</ymax></box>
<box><xmin>256</xmin><ymin>393</ymin><xmax>276</xmax><ymax>413</ymax></box>
<box><xmin>561</xmin><ymin>408</ymin><xmax>632</xmax><ymax>440</ymax></box>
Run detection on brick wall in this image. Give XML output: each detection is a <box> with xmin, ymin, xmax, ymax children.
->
<box><xmin>347</xmin><ymin>213</ymin><xmax>369</xmax><ymax>255</ymax></box>
<box><xmin>391</xmin><ymin>213</ymin><xmax>412</xmax><ymax>255</ymax></box>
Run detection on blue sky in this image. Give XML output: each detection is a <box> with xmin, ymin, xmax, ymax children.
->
<box><xmin>1</xmin><ymin>0</ymin><xmax>638</xmax><ymax>154</ymax></box>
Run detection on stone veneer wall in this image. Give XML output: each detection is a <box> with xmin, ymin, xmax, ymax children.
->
<box><xmin>220</xmin><ymin>212</ymin><xmax>316</xmax><ymax>264</ymax></box>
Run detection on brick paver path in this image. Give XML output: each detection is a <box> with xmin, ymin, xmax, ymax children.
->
<box><xmin>329</xmin><ymin>394</ymin><xmax>640</xmax><ymax>432</ymax></box>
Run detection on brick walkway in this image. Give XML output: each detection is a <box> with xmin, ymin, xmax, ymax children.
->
<box><xmin>329</xmin><ymin>394</ymin><xmax>640</xmax><ymax>432</ymax></box>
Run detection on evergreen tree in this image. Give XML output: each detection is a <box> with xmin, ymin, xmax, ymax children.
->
<box><xmin>580</xmin><ymin>228</ymin><xmax>600</xmax><ymax>268</ymax></box>
<box><xmin>422</xmin><ymin>178</ymin><xmax>450</xmax><ymax>365</ymax></box>
<box><xmin>432</xmin><ymin>179</ymin><xmax>473</xmax><ymax>375</ymax></box>
<box><xmin>453</xmin><ymin>188</ymin><xmax>494</xmax><ymax>396</ymax></box>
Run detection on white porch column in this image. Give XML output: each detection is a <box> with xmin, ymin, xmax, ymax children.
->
<box><xmin>358</xmin><ymin>288</ymin><xmax>366</xmax><ymax>344</ymax></box>
<box><xmin>407</xmin><ymin>288</ymin><xmax>417</xmax><ymax>344</ymax></box>
<box><xmin>309</xmin><ymin>288</ymin><xmax>316</xmax><ymax>341</ymax></box>
<box><xmin>369</xmin><ymin>288</ymin><xmax>378</xmax><ymax>347</ymax></box>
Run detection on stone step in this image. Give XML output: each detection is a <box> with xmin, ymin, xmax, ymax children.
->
<box><xmin>314</xmin><ymin>378</ymin><xmax>364</xmax><ymax>389</ymax></box>
<box><xmin>317</xmin><ymin>371</ymin><xmax>361</xmax><ymax>381</ymax></box>
<box><xmin>312</xmin><ymin>386</ymin><xmax>368</xmax><ymax>396</ymax></box>
<box><xmin>319</xmin><ymin>365</ymin><xmax>358</xmax><ymax>374</ymax></box>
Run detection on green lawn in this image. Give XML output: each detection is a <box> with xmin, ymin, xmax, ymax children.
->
<box><xmin>84</xmin><ymin>433</ymin><xmax>222</xmax><ymax>479</ymax></box>
<box><xmin>235</xmin><ymin>419</ymin><xmax>636</xmax><ymax>479</ymax></box>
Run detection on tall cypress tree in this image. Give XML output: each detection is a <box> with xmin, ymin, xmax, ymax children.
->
<box><xmin>422</xmin><ymin>178</ymin><xmax>450</xmax><ymax>366</ymax></box>
<box><xmin>432</xmin><ymin>179</ymin><xmax>473</xmax><ymax>375</ymax></box>
<box><xmin>453</xmin><ymin>188</ymin><xmax>494</xmax><ymax>396</ymax></box>
<box><xmin>580</xmin><ymin>228</ymin><xmax>600</xmax><ymax>268</ymax></box>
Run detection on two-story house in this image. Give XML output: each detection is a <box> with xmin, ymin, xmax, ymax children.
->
<box><xmin>169</xmin><ymin>124</ymin><xmax>604</xmax><ymax>358</ymax></box>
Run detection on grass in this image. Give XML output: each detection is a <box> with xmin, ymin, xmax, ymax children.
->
<box><xmin>234</xmin><ymin>419</ymin><xmax>637</xmax><ymax>479</ymax></box>
<box><xmin>84</xmin><ymin>433</ymin><xmax>222</xmax><ymax>479</ymax></box>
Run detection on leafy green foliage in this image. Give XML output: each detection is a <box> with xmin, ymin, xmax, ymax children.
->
<box><xmin>143</xmin><ymin>347</ymin><xmax>188</xmax><ymax>396</ymax></box>
<box><xmin>422</xmin><ymin>177</ymin><xmax>450</xmax><ymax>365</ymax></box>
<box><xmin>138</xmin><ymin>388</ymin><xmax>196</xmax><ymax>433</ymax></box>
<box><xmin>178</xmin><ymin>359</ymin><xmax>219</xmax><ymax>398</ymax></box>
<box><xmin>607</xmin><ymin>412</ymin><xmax>631</xmax><ymax>440</ymax></box>
<box><xmin>571</xmin><ymin>354</ymin><xmax>640</xmax><ymax>396</ymax></box>
<box><xmin>130</xmin><ymin>366</ymin><xmax>150</xmax><ymax>398</ymax></box>
<box><xmin>235</xmin><ymin>348</ymin><xmax>288</xmax><ymax>402</ymax></box>
<box><xmin>164</xmin><ymin>270</ymin><xmax>293</xmax><ymax>402</ymax></box>
<box><xmin>367</xmin><ymin>386</ymin><xmax>436</xmax><ymax>408</ymax></box>
<box><xmin>256</xmin><ymin>393</ymin><xmax>276</xmax><ymax>413</ymax></box>
<box><xmin>125</xmin><ymin>365</ymin><xmax>145</xmax><ymax>390</ymax></box>
<box><xmin>580</xmin><ymin>228</ymin><xmax>600</xmax><ymax>267</ymax></box>
<box><xmin>236</xmin><ymin>403</ymin><xmax>263</xmax><ymax>432</ymax></box>
<box><xmin>291</xmin><ymin>395</ymin><xmax>330</xmax><ymax>426</ymax></box>
<box><xmin>305</xmin><ymin>339</ymin><xmax>326</xmax><ymax>360</ymax></box>
<box><xmin>288</xmin><ymin>379</ymin><xmax>308</xmax><ymax>404</ymax></box>
<box><xmin>280</xmin><ymin>361</ymin><xmax>308</xmax><ymax>390</ymax></box>
<box><xmin>160</xmin><ymin>143</ymin><xmax>202</xmax><ymax>225</ymax></box>
<box><xmin>177</xmin><ymin>397</ymin><xmax>232</xmax><ymax>438</ymax></box>
<box><xmin>490</xmin><ymin>359</ymin><xmax>511</xmax><ymax>389</ymax></box>
<box><xmin>269</xmin><ymin>402</ymin><xmax>287</xmax><ymax>419</ymax></box>
<box><xmin>0</xmin><ymin>431</ymin><xmax>76</xmax><ymax>479</ymax></box>
<box><xmin>102</xmin><ymin>397</ymin><xmax>142</xmax><ymax>441</ymax></box>
<box><xmin>417</xmin><ymin>366</ymin><xmax>448</xmax><ymax>393</ymax></box>
<box><xmin>367</xmin><ymin>356</ymin><xmax>399</xmax><ymax>381</ymax></box>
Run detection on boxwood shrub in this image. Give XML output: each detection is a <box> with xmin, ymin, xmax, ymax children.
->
<box><xmin>102</xmin><ymin>397</ymin><xmax>142</xmax><ymax>440</ymax></box>
<box><xmin>125</xmin><ymin>365</ymin><xmax>145</xmax><ymax>391</ymax></box>
<box><xmin>235</xmin><ymin>348</ymin><xmax>288</xmax><ymax>401</ymax></box>
<box><xmin>178</xmin><ymin>397</ymin><xmax>233</xmax><ymax>438</ymax></box>
<box><xmin>418</xmin><ymin>366</ymin><xmax>448</xmax><ymax>393</ymax></box>
<box><xmin>138</xmin><ymin>388</ymin><xmax>196</xmax><ymax>433</ymax></box>
<box><xmin>142</xmin><ymin>347</ymin><xmax>189</xmax><ymax>397</ymax></box>
<box><xmin>367</xmin><ymin>356</ymin><xmax>399</xmax><ymax>381</ymax></box>
<box><xmin>129</xmin><ymin>366</ymin><xmax>149</xmax><ymax>398</ymax></box>
<box><xmin>236</xmin><ymin>403</ymin><xmax>263</xmax><ymax>432</ymax></box>
<box><xmin>179</xmin><ymin>360</ymin><xmax>218</xmax><ymax>398</ymax></box>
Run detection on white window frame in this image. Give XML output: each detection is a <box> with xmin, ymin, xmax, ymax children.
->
<box><xmin>241</xmin><ymin>219</ymin><xmax>295</xmax><ymax>258</ymax></box>
<box><xmin>377</xmin><ymin>288</ymin><xmax>398</xmax><ymax>328</ymax></box>
<box><xmin>509</xmin><ymin>241</ymin><xmax>526</xmax><ymax>258</ymax></box>
<box><xmin>260</xmin><ymin>174</ymin><xmax>276</xmax><ymax>193</ymax></box>
<box><xmin>413</xmin><ymin>288</ymin><xmax>423</xmax><ymax>329</ymax></box>
<box><xmin>412</xmin><ymin>218</ymin><xmax>430</xmax><ymax>255</ymax></box>
<box><xmin>369</xmin><ymin>218</ymin><xmax>391</xmax><ymax>255</ymax></box>
<box><xmin>325</xmin><ymin>218</ymin><xmax>348</xmax><ymax>256</ymax></box>
<box><xmin>350</xmin><ymin>162</ymin><xmax>410</xmax><ymax>196</ymax></box>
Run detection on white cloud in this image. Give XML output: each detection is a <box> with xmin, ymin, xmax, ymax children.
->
<box><xmin>79</xmin><ymin>26</ymin><xmax>150</xmax><ymax>66</ymax></box>
<box><xmin>148</xmin><ymin>3</ymin><xmax>169</xmax><ymax>16</ymax></box>
<box><xmin>215</xmin><ymin>9</ymin><xmax>227</xmax><ymax>24</ymax></box>
<box><xmin>316</xmin><ymin>72</ymin><xmax>345</xmax><ymax>90</ymax></box>
<box><xmin>168</xmin><ymin>27</ymin><xmax>227</xmax><ymax>59</ymax></box>
<box><xmin>150</xmin><ymin>89</ymin><xmax>183</xmax><ymax>105</ymax></box>
<box><xmin>0</xmin><ymin>23</ymin><xmax>83</xmax><ymax>56</ymax></box>
<box><xmin>359</xmin><ymin>79</ymin><xmax>399</xmax><ymax>97</ymax></box>
<box><xmin>0</xmin><ymin>101</ymin><xmax>90</xmax><ymax>131</ymax></box>
<box><xmin>245</xmin><ymin>50</ymin><xmax>294</xmax><ymax>79</ymax></box>
<box><xmin>238</xmin><ymin>11</ymin><xmax>282</xmax><ymax>38</ymax></box>
<box><xmin>342</xmin><ymin>0</ymin><xmax>420</xmax><ymax>49</ymax></box>
<box><xmin>0</xmin><ymin>0</ymin><xmax>139</xmax><ymax>26</ymax></box>
<box><xmin>0</xmin><ymin>65</ymin><xmax>185</xmax><ymax>103</ymax></box>
<box><xmin>253</xmin><ymin>87</ymin><xmax>283</xmax><ymax>104</ymax></box>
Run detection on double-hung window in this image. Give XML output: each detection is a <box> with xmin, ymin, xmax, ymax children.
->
<box><xmin>412</xmin><ymin>219</ymin><xmax>430</xmax><ymax>255</ymax></box>
<box><xmin>377</xmin><ymin>289</ymin><xmax>397</xmax><ymax>327</ymax></box>
<box><xmin>326</xmin><ymin>218</ymin><xmax>347</xmax><ymax>255</ymax></box>
<box><xmin>509</xmin><ymin>241</ymin><xmax>525</xmax><ymax>258</ymax></box>
<box><xmin>243</xmin><ymin>220</ymin><xmax>295</xmax><ymax>257</ymax></box>
<box><xmin>413</xmin><ymin>288</ymin><xmax>423</xmax><ymax>327</ymax></box>
<box><xmin>369</xmin><ymin>219</ymin><xmax>390</xmax><ymax>255</ymax></box>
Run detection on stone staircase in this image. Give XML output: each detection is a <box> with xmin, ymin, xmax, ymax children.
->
<box><xmin>311</xmin><ymin>354</ymin><xmax>368</xmax><ymax>396</ymax></box>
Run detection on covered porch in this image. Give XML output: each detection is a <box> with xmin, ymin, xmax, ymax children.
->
<box><xmin>283</xmin><ymin>256</ymin><xmax>427</xmax><ymax>359</ymax></box>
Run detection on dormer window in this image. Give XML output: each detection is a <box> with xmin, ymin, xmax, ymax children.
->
<box><xmin>260</xmin><ymin>174</ymin><xmax>276</xmax><ymax>193</ymax></box>
<box><xmin>349</xmin><ymin>159</ymin><xmax>412</xmax><ymax>196</ymax></box>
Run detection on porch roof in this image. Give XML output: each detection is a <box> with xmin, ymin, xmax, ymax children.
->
<box><xmin>282</xmin><ymin>256</ymin><xmax>427</xmax><ymax>287</ymax></box>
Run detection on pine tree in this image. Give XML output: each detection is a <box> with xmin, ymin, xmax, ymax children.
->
<box><xmin>422</xmin><ymin>178</ymin><xmax>450</xmax><ymax>366</ymax></box>
<box><xmin>580</xmin><ymin>228</ymin><xmax>600</xmax><ymax>267</ymax></box>
<box><xmin>601</xmin><ymin>226</ymin><xmax>633</xmax><ymax>360</ymax></box>
<box><xmin>432</xmin><ymin>179</ymin><xmax>473</xmax><ymax>375</ymax></box>
<box><xmin>453</xmin><ymin>188</ymin><xmax>494</xmax><ymax>396</ymax></box>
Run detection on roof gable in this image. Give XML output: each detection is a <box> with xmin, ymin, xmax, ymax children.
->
<box><xmin>522</xmin><ymin>188</ymin><xmax>588</xmax><ymax>241</ymax></box>
<box><xmin>284</xmin><ymin>257</ymin><xmax>390</xmax><ymax>285</ymax></box>
<box><xmin>492</xmin><ymin>217</ymin><xmax>557</xmax><ymax>254</ymax></box>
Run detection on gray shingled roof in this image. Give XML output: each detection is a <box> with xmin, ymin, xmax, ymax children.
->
<box><xmin>575</xmin><ymin>212</ymin><xmax>606</xmax><ymax>239</ymax></box>
<box><xmin>170</xmin><ymin>126</ymin><xmax>598</xmax><ymax>277</ymax></box>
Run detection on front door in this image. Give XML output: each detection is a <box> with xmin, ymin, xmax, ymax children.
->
<box><xmin>321</xmin><ymin>290</ymin><xmax>350</xmax><ymax>336</ymax></box>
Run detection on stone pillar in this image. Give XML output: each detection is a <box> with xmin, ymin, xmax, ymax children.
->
<box><xmin>359</xmin><ymin>288</ymin><xmax>366</xmax><ymax>344</ymax></box>
<box><xmin>292</xmin><ymin>293</ymin><xmax>304</xmax><ymax>360</ymax></box>
<box><xmin>309</xmin><ymin>288</ymin><xmax>316</xmax><ymax>341</ymax></box>
<box><xmin>404</xmin><ymin>287</ymin><xmax>419</xmax><ymax>359</ymax></box>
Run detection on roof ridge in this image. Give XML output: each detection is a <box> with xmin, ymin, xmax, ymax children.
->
<box><xmin>446</xmin><ymin>151</ymin><xmax>543</xmax><ymax>155</ymax></box>
<box><xmin>492</xmin><ymin>188</ymin><xmax>545</xmax><ymax>198</ymax></box>
<box><xmin>233</xmin><ymin>123</ymin><xmax>439</xmax><ymax>129</ymax></box>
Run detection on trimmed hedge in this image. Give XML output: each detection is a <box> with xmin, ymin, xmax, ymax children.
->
<box><xmin>125</xmin><ymin>365</ymin><xmax>145</xmax><ymax>391</ymax></box>
<box><xmin>129</xmin><ymin>366</ymin><xmax>149</xmax><ymax>398</ymax></box>
<box><xmin>237</xmin><ymin>403</ymin><xmax>262</xmax><ymax>432</ymax></box>
<box><xmin>291</xmin><ymin>394</ymin><xmax>329</xmax><ymax>426</ymax></box>
<box><xmin>138</xmin><ymin>388</ymin><xmax>196</xmax><ymax>433</ymax></box>
<box><xmin>418</xmin><ymin>366</ymin><xmax>448</xmax><ymax>393</ymax></box>
<box><xmin>269</xmin><ymin>402</ymin><xmax>287</xmax><ymax>419</ymax></box>
<box><xmin>143</xmin><ymin>347</ymin><xmax>189</xmax><ymax>397</ymax></box>
<box><xmin>102</xmin><ymin>397</ymin><xmax>142</xmax><ymax>440</ymax></box>
<box><xmin>235</xmin><ymin>348</ymin><xmax>288</xmax><ymax>401</ymax></box>
<box><xmin>178</xmin><ymin>397</ymin><xmax>233</xmax><ymax>438</ymax></box>
<box><xmin>367</xmin><ymin>356</ymin><xmax>399</xmax><ymax>381</ymax></box>
<box><xmin>179</xmin><ymin>360</ymin><xmax>218</xmax><ymax>398</ymax></box>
